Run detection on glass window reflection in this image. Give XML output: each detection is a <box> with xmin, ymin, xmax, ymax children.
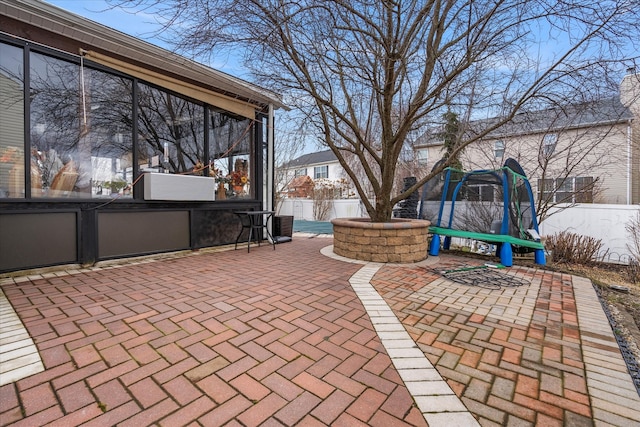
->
<box><xmin>137</xmin><ymin>82</ymin><xmax>205</xmax><ymax>176</ymax></box>
<box><xmin>85</xmin><ymin>68</ymin><xmax>134</xmax><ymax>197</ymax></box>
<box><xmin>0</xmin><ymin>43</ymin><xmax>25</xmax><ymax>198</ymax></box>
<box><xmin>209</xmin><ymin>110</ymin><xmax>254</xmax><ymax>198</ymax></box>
<box><xmin>2</xmin><ymin>38</ymin><xmax>259</xmax><ymax>202</ymax></box>
<box><xmin>29</xmin><ymin>52</ymin><xmax>134</xmax><ymax>198</ymax></box>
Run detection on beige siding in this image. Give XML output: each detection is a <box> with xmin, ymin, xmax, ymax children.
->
<box><xmin>459</xmin><ymin>122</ymin><xmax>632</xmax><ymax>204</ymax></box>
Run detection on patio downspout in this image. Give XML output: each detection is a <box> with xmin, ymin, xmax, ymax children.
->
<box><xmin>267</xmin><ymin>104</ymin><xmax>275</xmax><ymax>213</ymax></box>
<box><xmin>628</xmin><ymin>119</ymin><xmax>632</xmax><ymax>204</ymax></box>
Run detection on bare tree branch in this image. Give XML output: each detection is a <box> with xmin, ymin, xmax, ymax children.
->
<box><xmin>111</xmin><ymin>0</ymin><xmax>640</xmax><ymax>221</ymax></box>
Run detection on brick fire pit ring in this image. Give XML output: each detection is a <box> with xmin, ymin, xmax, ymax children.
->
<box><xmin>331</xmin><ymin>217</ymin><xmax>431</xmax><ymax>263</ymax></box>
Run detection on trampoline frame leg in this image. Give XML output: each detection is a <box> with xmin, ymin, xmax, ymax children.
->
<box><xmin>499</xmin><ymin>242</ymin><xmax>513</xmax><ymax>267</ymax></box>
<box><xmin>534</xmin><ymin>248</ymin><xmax>546</xmax><ymax>265</ymax></box>
<box><xmin>429</xmin><ymin>234</ymin><xmax>441</xmax><ymax>256</ymax></box>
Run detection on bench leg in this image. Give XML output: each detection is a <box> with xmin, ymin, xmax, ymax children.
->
<box><xmin>499</xmin><ymin>242</ymin><xmax>513</xmax><ymax>267</ymax></box>
<box><xmin>429</xmin><ymin>234</ymin><xmax>441</xmax><ymax>256</ymax></box>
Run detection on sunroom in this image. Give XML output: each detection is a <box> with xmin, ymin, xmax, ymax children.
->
<box><xmin>0</xmin><ymin>0</ymin><xmax>283</xmax><ymax>272</ymax></box>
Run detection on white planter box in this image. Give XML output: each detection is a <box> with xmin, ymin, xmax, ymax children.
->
<box><xmin>143</xmin><ymin>173</ymin><xmax>215</xmax><ymax>201</ymax></box>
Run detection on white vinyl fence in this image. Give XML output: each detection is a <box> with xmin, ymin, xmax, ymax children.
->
<box><xmin>278</xmin><ymin>198</ymin><xmax>640</xmax><ymax>264</ymax></box>
<box><xmin>277</xmin><ymin>198</ymin><xmax>367</xmax><ymax>221</ymax></box>
<box><xmin>538</xmin><ymin>204</ymin><xmax>639</xmax><ymax>264</ymax></box>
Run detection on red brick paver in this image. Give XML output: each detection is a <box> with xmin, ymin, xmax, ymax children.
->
<box><xmin>371</xmin><ymin>257</ymin><xmax>595</xmax><ymax>426</ymax></box>
<box><xmin>2</xmin><ymin>237</ymin><xmax>640</xmax><ymax>426</ymax></box>
<box><xmin>0</xmin><ymin>238</ymin><xmax>423</xmax><ymax>426</ymax></box>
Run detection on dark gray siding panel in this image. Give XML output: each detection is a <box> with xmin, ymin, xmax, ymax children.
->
<box><xmin>98</xmin><ymin>211</ymin><xmax>190</xmax><ymax>258</ymax></box>
<box><xmin>0</xmin><ymin>212</ymin><xmax>77</xmax><ymax>270</ymax></box>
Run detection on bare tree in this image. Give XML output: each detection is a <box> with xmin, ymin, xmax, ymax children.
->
<box><xmin>273</xmin><ymin>111</ymin><xmax>310</xmax><ymax>213</ymax></box>
<box><xmin>112</xmin><ymin>0</ymin><xmax>640</xmax><ymax>222</ymax></box>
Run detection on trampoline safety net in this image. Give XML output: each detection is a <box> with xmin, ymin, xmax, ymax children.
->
<box><xmin>419</xmin><ymin>159</ymin><xmax>541</xmax><ymax>252</ymax></box>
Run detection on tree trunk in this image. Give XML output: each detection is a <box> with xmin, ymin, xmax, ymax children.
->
<box><xmin>371</xmin><ymin>197</ymin><xmax>394</xmax><ymax>222</ymax></box>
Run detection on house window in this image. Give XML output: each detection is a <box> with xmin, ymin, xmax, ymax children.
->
<box><xmin>538</xmin><ymin>178</ymin><xmax>554</xmax><ymax>202</ymax></box>
<box><xmin>542</xmin><ymin>133</ymin><xmax>557</xmax><ymax>157</ymax></box>
<box><xmin>314</xmin><ymin>165</ymin><xmax>328</xmax><ymax>179</ymax></box>
<box><xmin>575</xmin><ymin>176</ymin><xmax>594</xmax><ymax>203</ymax></box>
<box><xmin>555</xmin><ymin>178</ymin><xmax>573</xmax><ymax>203</ymax></box>
<box><xmin>467</xmin><ymin>184</ymin><xmax>494</xmax><ymax>202</ymax></box>
<box><xmin>537</xmin><ymin>177</ymin><xmax>593</xmax><ymax>203</ymax></box>
<box><xmin>416</xmin><ymin>148</ymin><xmax>428</xmax><ymax>164</ymax></box>
<box><xmin>494</xmin><ymin>140</ymin><xmax>505</xmax><ymax>158</ymax></box>
<box><xmin>294</xmin><ymin>168</ymin><xmax>307</xmax><ymax>177</ymax></box>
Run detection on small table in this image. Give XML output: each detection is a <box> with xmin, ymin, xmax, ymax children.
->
<box><xmin>234</xmin><ymin>210</ymin><xmax>276</xmax><ymax>252</ymax></box>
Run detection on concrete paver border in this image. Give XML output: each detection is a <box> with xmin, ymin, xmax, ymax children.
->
<box><xmin>572</xmin><ymin>276</ymin><xmax>640</xmax><ymax>426</ymax></box>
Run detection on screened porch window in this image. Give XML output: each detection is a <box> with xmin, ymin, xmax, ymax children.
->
<box><xmin>209</xmin><ymin>110</ymin><xmax>254</xmax><ymax>198</ymax></box>
<box><xmin>0</xmin><ymin>43</ymin><xmax>24</xmax><ymax>198</ymax></box>
<box><xmin>137</xmin><ymin>82</ymin><xmax>204</xmax><ymax>176</ymax></box>
<box><xmin>29</xmin><ymin>51</ymin><xmax>134</xmax><ymax>198</ymax></box>
<box><xmin>0</xmin><ymin>37</ymin><xmax>260</xmax><ymax>202</ymax></box>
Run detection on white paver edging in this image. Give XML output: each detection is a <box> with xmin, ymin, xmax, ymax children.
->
<box><xmin>321</xmin><ymin>245</ymin><xmax>480</xmax><ymax>427</ymax></box>
<box><xmin>323</xmin><ymin>245</ymin><xmax>640</xmax><ymax>426</ymax></box>
<box><xmin>0</xmin><ymin>288</ymin><xmax>44</xmax><ymax>386</ymax></box>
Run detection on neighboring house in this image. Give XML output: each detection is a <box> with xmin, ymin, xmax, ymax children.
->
<box><xmin>414</xmin><ymin>73</ymin><xmax>640</xmax><ymax>206</ymax></box>
<box><xmin>0</xmin><ymin>0</ymin><xmax>283</xmax><ymax>273</ymax></box>
<box><xmin>284</xmin><ymin>150</ymin><xmax>340</xmax><ymax>181</ymax></box>
<box><xmin>280</xmin><ymin>149</ymin><xmax>354</xmax><ymax>198</ymax></box>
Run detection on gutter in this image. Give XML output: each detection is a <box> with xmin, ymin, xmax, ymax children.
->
<box><xmin>628</xmin><ymin>119</ymin><xmax>633</xmax><ymax>204</ymax></box>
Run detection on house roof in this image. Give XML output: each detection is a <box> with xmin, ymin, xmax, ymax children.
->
<box><xmin>285</xmin><ymin>150</ymin><xmax>338</xmax><ymax>168</ymax></box>
<box><xmin>415</xmin><ymin>96</ymin><xmax>633</xmax><ymax>147</ymax></box>
<box><xmin>483</xmin><ymin>96</ymin><xmax>633</xmax><ymax>138</ymax></box>
<box><xmin>0</xmin><ymin>0</ymin><xmax>285</xmax><ymax>110</ymax></box>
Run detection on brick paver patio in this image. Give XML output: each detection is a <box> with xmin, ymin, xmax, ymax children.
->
<box><xmin>372</xmin><ymin>262</ymin><xmax>592</xmax><ymax>426</ymax></box>
<box><xmin>1</xmin><ymin>235</ymin><xmax>639</xmax><ymax>426</ymax></box>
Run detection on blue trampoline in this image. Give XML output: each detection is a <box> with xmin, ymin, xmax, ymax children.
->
<box><xmin>419</xmin><ymin>158</ymin><xmax>545</xmax><ymax>267</ymax></box>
